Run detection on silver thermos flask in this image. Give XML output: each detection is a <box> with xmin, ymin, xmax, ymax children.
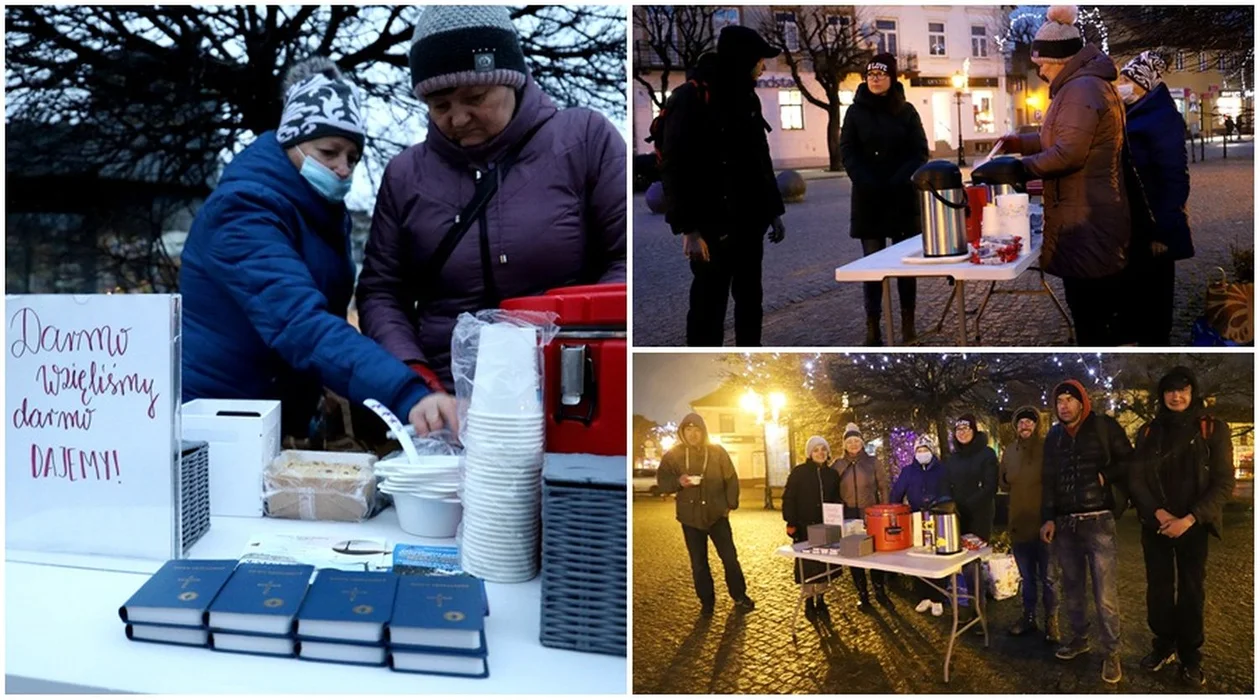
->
<box><xmin>911</xmin><ymin>160</ymin><xmax>969</xmax><ymax>257</ymax></box>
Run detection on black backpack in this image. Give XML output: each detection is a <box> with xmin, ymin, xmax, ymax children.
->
<box><xmin>644</xmin><ymin>78</ymin><xmax>710</xmax><ymax>167</ymax></box>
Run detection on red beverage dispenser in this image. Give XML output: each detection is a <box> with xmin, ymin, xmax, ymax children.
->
<box><xmin>500</xmin><ymin>284</ymin><xmax>626</xmax><ymax>456</ymax></box>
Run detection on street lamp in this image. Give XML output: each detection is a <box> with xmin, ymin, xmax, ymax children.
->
<box><xmin>952</xmin><ymin>71</ymin><xmax>967</xmax><ymax>167</ymax></box>
<box><xmin>739</xmin><ymin>389</ymin><xmax>784</xmax><ymax>510</ymax></box>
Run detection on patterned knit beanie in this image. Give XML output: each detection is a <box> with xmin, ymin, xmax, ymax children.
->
<box><xmin>277</xmin><ymin>57</ymin><xmax>365</xmax><ymax>151</ymax></box>
<box><xmin>409</xmin><ymin>5</ymin><xmax>529</xmax><ymax>98</ymax></box>
<box><xmin>1031</xmin><ymin>6</ymin><xmax>1084</xmax><ymax>66</ymax></box>
<box><xmin>1121</xmin><ymin>51</ymin><xmax>1167</xmax><ymax>92</ymax></box>
<box><xmin>914</xmin><ymin>434</ymin><xmax>938</xmax><ymax>457</ymax></box>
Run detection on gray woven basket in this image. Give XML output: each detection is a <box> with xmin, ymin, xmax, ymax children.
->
<box><xmin>540</xmin><ymin>453</ymin><xmax>626</xmax><ymax>656</ymax></box>
<box><xmin>179</xmin><ymin>440</ymin><xmax>211</xmax><ymax>554</ymax></box>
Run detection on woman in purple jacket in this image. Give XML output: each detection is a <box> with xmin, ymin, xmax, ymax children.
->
<box><xmin>356</xmin><ymin>6</ymin><xmax>627</xmax><ymax>392</ymax></box>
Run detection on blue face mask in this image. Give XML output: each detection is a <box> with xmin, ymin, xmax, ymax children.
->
<box><xmin>297</xmin><ymin>148</ymin><xmax>353</xmax><ymax>202</ymax></box>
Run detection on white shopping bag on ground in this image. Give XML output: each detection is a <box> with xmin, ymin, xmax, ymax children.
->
<box><xmin>982</xmin><ymin>552</ymin><xmax>1021</xmax><ymax>601</ymax></box>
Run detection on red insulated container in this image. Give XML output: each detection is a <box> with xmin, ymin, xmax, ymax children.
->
<box><xmin>965</xmin><ymin>185</ymin><xmax>989</xmax><ymax>245</ymax></box>
<box><xmin>499</xmin><ymin>283</ymin><xmax>626</xmax><ymax>457</ymax></box>
<box><xmin>863</xmin><ymin>504</ymin><xmax>914</xmax><ymax>552</ymax></box>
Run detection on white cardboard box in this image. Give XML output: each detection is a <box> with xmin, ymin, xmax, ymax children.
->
<box><xmin>181</xmin><ymin>399</ymin><xmax>281</xmax><ymax>517</ymax></box>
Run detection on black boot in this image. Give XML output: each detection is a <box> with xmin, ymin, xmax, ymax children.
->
<box><xmin>814</xmin><ymin>596</ymin><xmax>830</xmax><ymax>621</ymax></box>
<box><xmin>874</xmin><ymin>587</ymin><xmax>894</xmax><ymax>609</ymax></box>
<box><xmin>856</xmin><ymin>589</ymin><xmax>873</xmax><ymax>612</ymax></box>
<box><xmin>803</xmin><ymin>597</ymin><xmax>817</xmax><ymax>622</ymax></box>
<box><xmin>901</xmin><ymin>309</ymin><xmax>917</xmax><ymax>344</ymax></box>
<box><xmin>864</xmin><ymin>317</ymin><xmax>882</xmax><ymax>346</ymax></box>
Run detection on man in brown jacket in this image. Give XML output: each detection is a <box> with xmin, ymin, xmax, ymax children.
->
<box><xmin>999</xmin><ymin>406</ymin><xmax>1060</xmax><ymax>642</ymax></box>
<box><xmin>997</xmin><ymin>6</ymin><xmax>1130</xmax><ymax>345</ymax></box>
<box><xmin>657</xmin><ymin>413</ymin><xmax>756</xmax><ymax>616</ymax></box>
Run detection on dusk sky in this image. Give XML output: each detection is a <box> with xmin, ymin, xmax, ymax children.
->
<box><xmin>633</xmin><ymin>353</ymin><xmax>727</xmax><ymax>424</ymax></box>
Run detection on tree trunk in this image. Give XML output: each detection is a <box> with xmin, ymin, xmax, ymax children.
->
<box><xmin>826</xmin><ymin>98</ymin><xmax>844</xmax><ymax>172</ymax></box>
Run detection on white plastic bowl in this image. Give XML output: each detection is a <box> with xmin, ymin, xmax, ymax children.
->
<box><xmin>391</xmin><ymin>491</ymin><xmax>462</xmax><ymax>538</ymax></box>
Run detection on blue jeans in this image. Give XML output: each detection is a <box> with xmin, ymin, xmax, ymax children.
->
<box><xmin>1053</xmin><ymin>512</ymin><xmax>1121</xmax><ymax>653</ymax></box>
<box><xmin>1012</xmin><ymin>539</ymin><xmax>1058</xmax><ymax>619</ymax></box>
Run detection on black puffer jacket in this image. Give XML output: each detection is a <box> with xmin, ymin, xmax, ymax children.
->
<box><xmin>658</xmin><ymin>51</ymin><xmax>785</xmax><ymax>240</ymax></box>
<box><xmin>1041</xmin><ymin>386</ymin><xmax>1134</xmax><ymax>522</ymax></box>
<box><xmin>946</xmin><ymin>431</ymin><xmax>999</xmax><ymax>540</ymax></box>
<box><xmin>838</xmin><ymin>81</ymin><xmax>930</xmax><ymax>240</ymax></box>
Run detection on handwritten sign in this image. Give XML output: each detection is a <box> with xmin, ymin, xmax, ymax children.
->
<box><xmin>823</xmin><ymin>503</ymin><xmax>845</xmax><ymax>526</ymax></box>
<box><xmin>6</xmin><ymin>294</ymin><xmax>180</xmax><ymax>561</ymax></box>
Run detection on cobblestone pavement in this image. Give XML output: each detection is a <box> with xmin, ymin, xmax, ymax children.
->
<box><xmin>632</xmin><ymin>141</ymin><xmax>1253</xmax><ymax>347</ymax></box>
<box><xmin>632</xmin><ymin>488</ymin><xmax>1254</xmax><ymax>694</ymax></box>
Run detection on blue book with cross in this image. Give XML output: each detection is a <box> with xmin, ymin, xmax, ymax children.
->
<box><xmin>206</xmin><ymin>563</ymin><xmax>313</xmax><ymax>637</ymax></box>
<box><xmin>295</xmin><ymin>569</ymin><xmax>397</xmax><ymax>645</ymax></box>
<box><xmin>386</xmin><ymin>575</ymin><xmax>488</xmax><ymax>678</ymax></box>
<box><xmin>118</xmin><ymin>559</ymin><xmax>237</xmax><ymax>629</ymax></box>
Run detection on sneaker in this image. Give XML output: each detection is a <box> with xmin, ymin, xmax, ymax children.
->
<box><xmin>1044</xmin><ymin>616</ymin><xmax>1061</xmax><ymax>644</ymax></box>
<box><xmin>1179</xmin><ymin>664</ymin><xmax>1206</xmax><ymax>688</ymax></box>
<box><xmin>931</xmin><ymin>602</ymin><xmax>944</xmax><ymax>617</ymax></box>
<box><xmin>734</xmin><ymin>597</ymin><xmax>756</xmax><ymax>613</ymax></box>
<box><xmin>915</xmin><ymin>598</ymin><xmax>933</xmax><ymax>614</ymax></box>
<box><xmin>875</xmin><ymin>589</ymin><xmax>894</xmax><ymax>609</ymax></box>
<box><xmin>1140</xmin><ymin>648</ymin><xmax>1177</xmax><ymax>672</ymax></box>
<box><xmin>1055</xmin><ymin>637</ymin><xmax>1092</xmax><ymax>660</ymax></box>
<box><xmin>1008</xmin><ymin>615</ymin><xmax>1037</xmax><ymax>637</ymax></box>
<box><xmin>1102</xmin><ymin>654</ymin><xmax>1122</xmax><ymax>684</ymax></box>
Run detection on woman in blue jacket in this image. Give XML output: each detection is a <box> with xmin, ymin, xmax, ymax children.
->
<box><xmin>180</xmin><ymin>57</ymin><xmax>456</xmax><ymax>439</ymax></box>
<box><xmin>1116</xmin><ymin>51</ymin><xmax>1193</xmax><ymax>346</ymax></box>
<box><xmin>890</xmin><ymin>434</ymin><xmax>952</xmax><ymax>616</ymax></box>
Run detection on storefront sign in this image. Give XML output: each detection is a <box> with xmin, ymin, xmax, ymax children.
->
<box><xmin>756</xmin><ymin>76</ymin><xmax>799</xmax><ymax>89</ymax></box>
<box><xmin>910</xmin><ymin>76</ymin><xmax>1000</xmax><ymax>88</ymax></box>
<box><xmin>6</xmin><ymin>294</ymin><xmax>181</xmax><ymax>561</ymax></box>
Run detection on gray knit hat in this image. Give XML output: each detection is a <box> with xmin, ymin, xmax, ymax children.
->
<box><xmin>409</xmin><ymin>6</ymin><xmax>529</xmax><ymax>98</ymax></box>
<box><xmin>805</xmin><ymin>435</ymin><xmax>831</xmax><ymax>461</ymax></box>
<box><xmin>1121</xmin><ymin>51</ymin><xmax>1167</xmax><ymax>92</ymax></box>
<box><xmin>1031</xmin><ymin>6</ymin><xmax>1084</xmax><ymax>66</ymax></box>
<box><xmin>843</xmin><ymin>423</ymin><xmax>862</xmax><ymax>441</ymax></box>
<box><xmin>276</xmin><ymin>57</ymin><xmax>365</xmax><ymax>151</ymax></box>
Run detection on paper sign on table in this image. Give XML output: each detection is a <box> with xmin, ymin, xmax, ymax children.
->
<box><xmin>823</xmin><ymin>503</ymin><xmax>845</xmax><ymax>525</ymax></box>
<box><xmin>5</xmin><ymin>294</ymin><xmax>180</xmax><ymax>561</ymax></box>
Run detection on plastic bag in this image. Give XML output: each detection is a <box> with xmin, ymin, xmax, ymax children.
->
<box><xmin>449</xmin><ymin>308</ymin><xmax>559</xmax><ymax>443</ymax></box>
<box><xmin>448</xmin><ymin>309</ymin><xmax>558</xmax><ymax>582</ymax></box>
<box><xmin>982</xmin><ymin>552</ymin><xmax>1021</xmax><ymax>601</ymax></box>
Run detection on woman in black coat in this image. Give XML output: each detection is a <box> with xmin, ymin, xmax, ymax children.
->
<box><xmin>839</xmin><ymin>53</ymin><xmax>930</xmax><ymax>346</ymax></box>
<box><xmin>782</xmin><ymin>435</ymin><xmax>842</xmax><ymax>621</ymax></box>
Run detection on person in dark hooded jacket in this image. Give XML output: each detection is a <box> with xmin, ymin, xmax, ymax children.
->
<box><xmin>180</xmin><ymin>57</ymin><xmax>456</xmax><ymax>440</ymax></box>
<box><xmin>1115</xmin><ymin>51</ymin><xmax>1193</xmax><ymax>346</ymax></box>
<box><xmin>1129</xmin><ymin>367</ymin><xmax>1233</xmax><ymax>687</ymax></box>
<box><xmin>998</xmin><ymin>6</ymin><xmax>1130</xmax><ymax>346</ymax></box>
<box><xmin>782</xmin><ymin>435</ymin><xmax>842</xmax><ymax>622</ymax></box>
<box><xmin>999</xmin><ymin>406</ymin><xmax>1060</xmax><ymax>642</ymax></box>
<box><xmin>657</xmin><ymin>26</ymin><xmax>787</xmax><ymax>347</ymax></box>
<box><xmin>839</xmin><ymin>53</ymin><xmax>930</xmax><ymax>346</ymax></box>
<box><xmin>947</xmin><ymin>414</ymin><xmax>999</xmax><ymax>541</ymax></box>
<box><xmin>1040</xmin><ymin>378</ymin><xmax>1134</xmax><ymax>684</ymax></box>
<box><xmin>657</xmin><ymin>413</ymin><xmax>756</xmax><ymax>615</ymax></box>
<box><xmin>945</xmin><ymin>414</ymin><xmax>998</xmax><ymax>620</ymax></box>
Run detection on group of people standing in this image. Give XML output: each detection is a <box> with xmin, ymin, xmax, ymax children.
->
<box><xmin>657</xmin><ymin>6</ymin><xmax>1193</xmax><ymax>347</ymax></box>
<box><xmin>656</xmin><ymin>366</ymin><xmax>1233</xmax><ymax>688</ymax></box>
<box><xmin>179</xmin><ymin>6</ymin><xmax>626</xmax><ymax>441</ymax></box>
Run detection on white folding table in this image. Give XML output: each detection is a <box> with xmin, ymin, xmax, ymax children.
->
<box><xmin>776</xmin><ymin>542</ymin><xmax>991</xmax><ymax>683</ymax></box>
<box><xmin>833</xmin><ymin>237</ymin><xmax>1073</xmax><ymax>345</ymax></box>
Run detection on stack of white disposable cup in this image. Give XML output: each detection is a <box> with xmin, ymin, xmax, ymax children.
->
<box><xmin>459</xmin><ymin>323</ymin><xmax>546</xmax><ymax>582</ymax></box>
